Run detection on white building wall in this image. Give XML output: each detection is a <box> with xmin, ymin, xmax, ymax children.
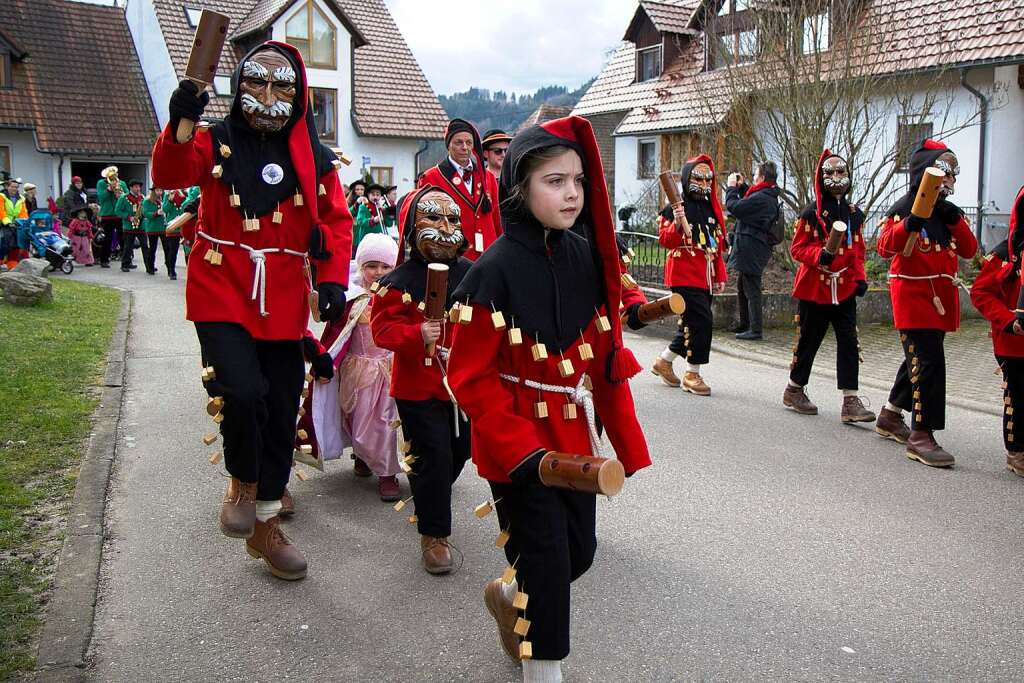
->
<box><xmin>342</xmin><ymin>137</ymin><xmax>421</xmax><ymax>194</ymax></box>
<box><xmin>614</xmin><ymin>135</ymin><xmax>659</xmax><ymax>209</ymax></box>
<box><xmin>126</xmin><ymin>0</ymin><xmax>178</xmax><ymax>130</ymax></box>
<box><xmin>0</xmin><ymin>129</ymin><xmax>56</xmax><ymax>199</ymax></box>
<box><xmin>987</xmin><ymin>64</ymin><xmax>1024</xmax><ymax>216</ymax></box>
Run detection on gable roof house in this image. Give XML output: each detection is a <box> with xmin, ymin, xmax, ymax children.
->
<box><xmin>0</xmin><ymin>0</ymin><xmax>159</xmax><ymax>204</ymax></box>
<box><xmin>575</xmin><ymin>0</ymin><xmax>1024</xmax><ymax>242</ymax></box>
<box><xmin>127</xmin><ymin>0</ymin><xmax>448</xmax><ymax>192</ymax></box>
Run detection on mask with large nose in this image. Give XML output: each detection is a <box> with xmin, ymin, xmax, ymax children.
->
<box><xmin>414</xmin><ymin>190</ymin><xmax>465</xmax><ymax>262</ymax></box>
<box><xmin>238</xmin><ymin>49</ymin><xmax>297</xmax><ymax>133</ymax></box>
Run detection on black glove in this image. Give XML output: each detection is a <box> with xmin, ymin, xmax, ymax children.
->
<box><xmin>509</xmin><ymin>449</ymin><xmax>546</xmax><ymax>485</ymax></box>
<box><xmin>300</xmin><ymin>335</ymin><xmax>320</xmax><ymax>361</ymax></box>
<box><xmin>905</xmin><ymin>214</ymin><xmax>927</xmax><ymax>233</ymax></box>
<box><xmin>818</xmin><ymin>249</ymin><xmax>835</xmax><ymax>267</ymax></box>
<box><xmin>168</xmin><ymin>80</ymin><xmax>209</xmax><ymax>133</ymax></box>
<box><xmin>624</xmin><ymin>303</ymin><xmax>646</xmax><ymax>331</ymax></box>
<box><xmin>317</xmin><ymin>282</ymin><xmax>346</xmax><ymax>322</ymax></box>
<box><xmin>933</xmin><ymin>199</ymin><xmax>964</xmax><ymax>226</ymax></box>
<box><xmin>855</xmin><ymin>280</ymin><xmax>868</xmax><ymax>297</ymax></box>
<box><xmin>310</xmin><ymin>352</ymin><xmax>334</xmax><ymax>380</ymax></box>
<box><xmin>309</xmin><ymin>224</ymin><xmax>331</xmax><ymax>260</ymax></box>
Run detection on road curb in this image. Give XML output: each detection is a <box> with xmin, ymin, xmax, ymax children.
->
<box><xmin>35</xmin><ymin>290</ymin><xmax>132</xmax><ymax>678</ymax></box>
<box><xmin>628</xmin><ymin>319</ymin><xmax>1000</xmax><ymax>418</ymax></box>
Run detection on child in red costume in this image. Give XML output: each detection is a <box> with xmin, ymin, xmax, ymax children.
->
<box><xmin>447</xmin><ymin>116</ymin><xmax>651</xmax><ymax>683</ymax></box>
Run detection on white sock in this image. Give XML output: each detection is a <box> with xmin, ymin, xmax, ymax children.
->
<box><xmin>501</xmin><ymin>578</ymin><xmax>518</xmax><ymax>603</ymax></box>
<box><xmin>842</xmin><ymin>389</ymin><xmax>857</xmax><ymax>397</ymax></box>
<box><xmin>660</xmin><ymin>349</ymin><xmax>678</xmax><ymax>362</ymax></box>
<box><xmin>885</xmin><ymin>402</ymin><xmax>902</xmax><ymax>414</ymax></box>
<box><xmin>686</xmin><ymin>363</ymin><xmax>701</xmax><ymax>374</ymax></box>
<box><xmin>788</xmin><ymin>380</ymin><xmax>802</xmax><ymax>389</ymax></box>
<box><xmin>523</xmin><ymin>659</ymin><xmax>563</xmax><ymax>683</ymax></box>
<box><xmin>255</xmin><ymin>499</ymin><xmax>282</xmax><ymax>522</ymax></box>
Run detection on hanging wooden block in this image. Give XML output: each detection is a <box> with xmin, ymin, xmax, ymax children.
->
<box><xmin>491</xmin><ymin>310</ymin><xmax>506</xmax><ymax>330</ymax></box>
<box><xmin>243</xmin><ymin>217</ymin><xmax>259</xmax><ymax>232</ymax></box>
<box><xmin>1005</xmin><ymin>396</ymin><xmax>1012</xmax><ymax>406</ymax></box>
<box><xmin>370</xmin><ymin>281</ymin><xmax>381</xmax><ymax>293</ymax></box>
<box><xmin>417</xmin><ymin>301</ymin><xmax>426</xmax><ymax>313</ymax></box>
<box><xmin>318</xmin><ymin>183</ymin><xmax>327</xmax><ymax>196</ymax></box>
<box><xmin>393</xmin><ymin>496</ymin><xmax>412</xmax><ymax>512</ymax></box>
<box><xmin>206</xmin><ymin>396</ymin><xmax>224</xmax><ymax>416</ymax></box>
<box><xmin>401</xmin><ymin>440</ymin><xmax>413</xmax><ymax>454</ymax></box>
<box><xmin>534</xmin><ymin>401</ymin><xmax>548</xmax><ymax>419</ymax></box>
<box><xmin>458</xmin><ymin>303</ymin><xmax>474</xmax><ymax>325</ymax></box>
<box><xmin>213</xmin><ymin>413</ymin><xmax>224</xmax><ymax>424</ymax></box>
<box><xmin>403</xmin><ymin>454</ymin><xmax>417</xmax><ymax>465</ymax></box>
<box><xmin>1009</xmin><ymin>434</ymin><xmax>1015</xmax><ymax>443</ymax></box>
<box><xmin>519</xmin><ymin>642</ymin><xmax>533</xmax><ymax>661</ymax></box>
<box><xmin>377</xmin><ymin>286</ymin><xmax>390</xmax><ymax>298</ymax></box>
<box><xmin>558</xmin><ymin>358</ymin><xmax>574</xmax><ymax>378</ymax></box>
<box><xmin>210</xmin><ymin>249</ymin><xmax>224</xmax><ymax>265</ymax></box>
<box><xmin>217</xmin><ymin>143</ymin><xmax>232</xmax><ymax>158</ymax></box>
<box><xmin>208</xmin><ymin>450</ymin><xmax>223</xmax><ymax>465</ymax></box>
<box><xmin>203</xmin><ymin>249</ymin><xmax>215</xmax><ymax>263</ymax></box>
<box><xmin>512</xmin><ymin>591</ymin><xmax>528</xmax><ymax>610</ymax></box>
<box><xmin>495</xmin><ymin>529</ymin><xmax>510</xmax><ymax>548</ymax></box>
<box><xmin>296</xmin><ymin>429</ymin><xmax>308</xmax><ymax>440</ymax></box>
<box><xmin>229</xmin><ymin>192</ymin><xmax>241</xmax><ymax>208</ymax></box>
<box><xmin>1008</xmin><ymin>421</ymin><xmax>1015</xmax><ymax>430</ymax></box>
<box><xmin>562</xmin><ymin>403</ymin><xmax>578</xmax><ymax>420</ymax></box>
<box><xmin>621</xmin><ymin>272</ymin><xmax>638</xmax><ymax>289</ymax></box>
<box><xmin>293</xmin><ymin>191</ymin><xmax>304</xmax><ymax>207</ymax></box>
<box><xmin>298</xmin><ymin>407</ymin><xmax>306</xmax><ymax>417</ymax></box>
<box><xmin>596</xmin><ymin>314</ymin><xmax>611</xmax><ymax>333</ymax></box>
<box><xmin>407</xmin><ymin>514</ymin><xmax>418</xmax><ymax>524</ymax></box>
<box><xmin>501</xmin><ymin>566</ymin><xmax>517</xmax><ymax>584</ymax></box>
<box><xmin>513</xmin><ymin>617</ymin><xmax>531</xmax><ymax>637</ymax></box>
<box><xmin>531</xmin><ymin>343</ymin><xmax>548</xmax><ymax>362</ymax></box>
<box><xmin>1007</xmin><ymin>407</ymin><xmax>1015</xmax><ymax>416</ymax></box>
<box><xmin>508</xmin><ymin>327</ymin><xmax>523</xmax><ymax>346</ymax></box>
<box><xmin>211</xmin><ymin>164</ymin><xmax>224</xmax><ymax>178</ymax></box>
<box><xmin>448</xmin><ymin>303</ymin><xmax>461</xmax><ymax>323</ymax></box>
<box><xmin>474</xmin><ymin>500</ymin><xmax>495</xmax><ymax>518</ymax></box>
<box><xmin>298</xmin><ymin>444</ymin><xmax>312</xmax><ymax>456</ymax></box>
<box><xmin>295</xmin><ymin>468</ymin><xmax>309</xmax><ymax>481</ymax></box>
<box><xmin>301</xmin><ymin>387</ymin><xmax>309</xmax><ymax>399</ymax></box>
<box><xmin>578</xmin><ymin>342</ymin><xmax>594</xmax><ymax>361</ymax></box>
<box><xmin>202</xmin><ymin>433</ymin><xmax>218</xmax><ymax>446</ymax></box>
<box><xmin>390</xmin><ymin>418</ymin><xmax>402</xmax><ymax>430</ymax></box>
<box><xmin>475</xmin><ymin>232</ymin><xmax>485</xmax><ymax>253</ymax></box>
<box><xmin>201</xmin><ymin>366</ymin><xmax>216</xmax><ymax>382</ymax></box>
<box><xmin>272</xmin><ymin>209</ymin><xmax>283</xmax><ymax>224</ymax></box>
<box><xmin>913</xmin><ymin>390</ymin><xmax>921</xmax><ymax>399</ymax></box>
<box><xmin>402</xmin><ymin>292</ymin><xmax>413</xmax><ymax>305</ymax></box>
<box><xmin>400</xmin><ymin>460</ymin><xmax>412</xmax><ymax>474</ymax></box>
<box><xmin>908</xmin><ymin>344</ymin><xmax>915</xmax><ymax>353</ymax></box>
<box><xmin>914</xmin><ymin>402</ymin><xmax>922</xmax><ymax>411</ymax></box>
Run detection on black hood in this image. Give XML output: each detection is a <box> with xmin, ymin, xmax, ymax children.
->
<box><xmin>887</xmin><ymin>140</ymin><xmax>959</xmax><ymax>246</ymax></box>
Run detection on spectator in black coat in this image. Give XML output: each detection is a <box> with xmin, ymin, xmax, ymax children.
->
<box><xmin>726</xmin><ymin>160</ymin><xmax>780</xmax><ymax>340</ymax></box>
<box><xmin>62</xmin><ymin>176</ymin><xmax>89</xmax><ymax>220</ymax></box>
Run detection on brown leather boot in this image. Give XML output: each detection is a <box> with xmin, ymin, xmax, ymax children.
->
<box><xmin>279</xmin><ymin>487</ymin><xmax>295</xmax><ymax>518</ymax></box>
<box><xmin>484</xmin><ymin>579</ymin><xmax>520</xmax><ymax>661</ymax></box>
<box><xmin>841</xmin><ymin>396</ymin><xmax>876</xmax><ymax>423</ymax></box>
<box><xmin>875</xmin><ymin>407</ymin><xmax>910</xmax><ymax>443</ymax></box>
<box><xmin>219</xmin><ymin>477</ymin><xmax>257</xmax><ymax>539</ymax></box>
<box><xmin>245</xmin><ymin>516</ymin><xmax>307</xmax><ymax>580</ymax></box>
<box><xmin>906</xmin><ymin>430</ymin><xmax>955</xmax><ymax>468</ymax></box>
<box><xmin>682</xmin><ymin>372</ymin><xmax>711</xmax><ymax>396</ymax></box>
<box><xmin>783</xmin><ymin>385</ymin><xmax>817</xmax><ymax>415</ymax></box>
<box><xmin>1006</xmin><ymin>451</ymin><xmax>1024</xmax><ymax>477</ymax></box>
<box><xmin>651</xmin><ymin>357</ymin><xmax>681</xmax><ymax>387</ymax></box>
<box><xmin>421</xmin><ymin>536</ymin><xmax>453</xmax><ymax>575</ymax></box>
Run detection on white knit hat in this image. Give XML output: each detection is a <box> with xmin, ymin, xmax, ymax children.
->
<box><xmin>355</xmin><ymin>233</ymin><xmax>398</xmax><ymax>268</ymax></box>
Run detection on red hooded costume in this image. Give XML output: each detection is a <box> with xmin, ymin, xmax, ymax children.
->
<box><xmin>657</xmin><ymin>154</ymin><xmax>728</xmax><ymax>290</ymax></box>
<box><xmin>971</xmin><ymin>185</ymin><xmax>1024</xmax><ymax>357</ymax></box>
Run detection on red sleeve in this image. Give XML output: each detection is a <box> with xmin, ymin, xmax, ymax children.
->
<box><xmin>971</xmin><ymin>257</ymin><xmax>1015</xmax><ymax>330</ymax></box>
<box><xmin>952</xmin><ymin>217</ymin><xmax>978</xmax><ymax>259</ymax></box>
<box><xmin>369</xmin><ymin>289</ymin><xmax>425</xmax><ymax>357</ymax></box>
<box><xmin>658</xmin><ymin>213</ymin><xmax>683</xmax><ymax>250</ymax></box>
<box><xmin>181</xmin><ymin>216</ymin><xmax>197</xmax><ymax>243</ymax></box>
<box><xmin>589</xmin><ymin>328</ymin><xmax>651</xmax><ymax>476</ymax></box>
<box><xmin>790</xmin><ymin>218</ymin><xmax>823</xmax><ymax>267</ymax></box>
<box><xmin>448</xmin><ymin>303</ymin><xmax>545</xmax><ymax>475</ymax></box>
<box><xmin>315</xmin><ymin>171</ymin><xmax>353</xmax><ymax>287</ymax></box>
<box><xmin>877</xmin><ymin>217</ymin><xmax>910</xmax><ymax>258</ymax></box>
<box><xmin>151</xmin><ymin>124</ymin><xmax>213</xmax><ymax>190</ymax></box>
<box><xmin>713</xmin><ymin>244</ymin><xmax>727</xmax><ymax>284</ymax></box>
<box><xmin>487</xmin><ymin>173</ymin><xmax>503</xmax><ymax>237</ymax></box>
<box><xmin>852</xmin><ymin>231</ymin><xmax>867</xmax><ymax>281</ymax></box>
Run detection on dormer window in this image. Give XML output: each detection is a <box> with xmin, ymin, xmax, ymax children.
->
<box><xmin>636</xmin><ymin>45</ymin><xmax>663</xmax><ymax>83</ymax></box>
<box><xmin>184</xmin><ymin>7</ymin><xmax>202</xmax><ymax>27</ymax></box>
<box><xmin>706</xmin><ymin>0</ymin><xmax>758</xmax><ymax>69</ymax></box>
<box><xmin>213</xmin><ymin>74</ymin><xmax>233</xmax><ymax>97</ymax></box>
<box><xmin>285</xmin><ymin>0</ymin><xmax>336</xmax><ymax>69</ymax></box>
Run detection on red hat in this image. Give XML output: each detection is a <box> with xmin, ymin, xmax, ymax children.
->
<box><xmin>71</xmin><ymin>175</ymin><xmax>83</xmax><ymax>184</ymax></box>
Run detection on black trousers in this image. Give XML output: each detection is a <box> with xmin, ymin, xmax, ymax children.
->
<box><xmin>997</xmin><ymin>356</ymin><xmax>1024</xmax><ymax>452</ymax></box>
<box><xmin>888</xmin><ymin>329</ymin><xmax>946</xmax><ymax>432</ymax></box>
<box><xmin>195</xmin><ymin>322</ymin><xmax>305</xmax><ymax>500</ymax></box>
<box><xmin>97</xmin><ymin>216</ymin><xmax>121</xmax><ymax>265</ymax></box>
<box><xmin>488</xmin><ymin>480</ymin><xmax>596</xmax><ymax>661</ymax></box>
<box><xmin>395</xmin><ymin>398</ymin><xmax>470</xmax><ymax>538</ymax></box>
<box><xmin>736</xmin><ymin>270</ymin><xmax>764</xmax><ymax>333</ymax></box>
<box><xmin>161</xmin><ymin>235</ymin><xmax>181</xmax><ymax>275</ymax></box>
<box><xmin>142</xmin><ymin>234</ymin><xmax>159</xmax><ymax>273</ymax></box>
<box><xmin>669</xmin><ymin>286</ymin><xmax>713</xmax><ymax>365</ymax></box>
<box><xmin>789</xmin><ymin>296</ymin><xmax>859</xmax><ymax>390</ymax></box>
<box><xmin>120</xmin><ymin>231</ymin><xmax>137</xmax><ymax>269</ymax></box>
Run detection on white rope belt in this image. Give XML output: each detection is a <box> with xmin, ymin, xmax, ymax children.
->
<box><xmin>888</xmin><ymin>272</ymin><xmax>968</xmax><ymax>293</ymax></box>
<box><xmin>499</xmin><ymin>373</ymin><xmax>602</xmax><ymax>456</ymax></box>
<box><xmin>198</xmin><ymin>231</ymin><xmax>307</xmax><ymax>317</ymax></box>
<box><xmin>823</xmin><ymin>266</ymin><xmax>849</xmax><ymax>305</ymax></box>
<box><xmin>705</xmin><ymin>254</ymin><xmax>715</xmax><ymax>291</ymax></box>
<box><xmin>435</xmin><ymin>346</ymin><xmax>468</xmax><ymax>438</ymax></box>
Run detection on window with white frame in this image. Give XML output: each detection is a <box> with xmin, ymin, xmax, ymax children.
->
<box><xmin>637</xmin><ymin>139</ymin><xmax>657</xmax><ymax>179</ymax></box>
<box><xmin>285</xmin><ymin>0</ymin><xmax>337</xmax><ymax>69</ymax></box>
<box><xmin>184</xmin><ymin>7</ymin><xmax>202</xmax><ymax>26</ymax></box>
<box><xmin>310</xmin><ymin>87</ymin><xmax>337</xmax><ymax>142</ymax></box>
<box><xmin>213</xmin><ymin>75</ymin><xmax>232</xmax><ymax>97</ymax></box>
<box><xmin>896</xmin><ymin>121</ymin><xmax>933</xmax><ymax>172</ymax></box>
<box><xmin>636</xmin><ymin>45</ymin><xmax>663</xmax><ymax>83</ymax></box>
<box><xmin>802</xmin><ymin>11</ymin><xmax>830</xmax><ymax>54</ymax></box>
<box><xmin>0</xmin><ymin>145</ymin><xmax>10</xmax><ymax>175</ymax></box>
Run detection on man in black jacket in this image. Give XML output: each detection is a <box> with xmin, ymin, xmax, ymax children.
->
<box><xmin>726</xmin><ymin>161</ymin><xmax>781</xmax><ymax>340</ymax></box>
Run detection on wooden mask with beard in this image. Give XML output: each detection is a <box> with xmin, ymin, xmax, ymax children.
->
<box><xmin>239</xmin><ymin>49</ymin><xmax>297</xmax><ymax>133</ymax></box>
<box><xmin>414</xmin><ymin>190</ymin><xmax>465</xmax><ymax>262</ymax></box>
<box><xmin>821</xmin><ymin>155</ymin><xmax>851</xmax><ymax>198</ymax></box>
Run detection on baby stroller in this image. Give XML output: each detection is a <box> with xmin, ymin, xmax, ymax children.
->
<box><xmin>21</xmin><ymin>210</ymin><xmax>74</xmax><ymax>273</ymax></box>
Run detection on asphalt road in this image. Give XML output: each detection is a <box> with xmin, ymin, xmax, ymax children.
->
<box><xmin>76</xmin><ymin>262</ymin><xmax>1024</xmax><ymax>682</ymax></box>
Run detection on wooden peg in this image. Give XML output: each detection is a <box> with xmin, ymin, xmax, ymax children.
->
<box><xmin>296</xmin><ymin>429</ymin><xmax>308</xmax><ymax>440</ymax></box>
<box><xmin>202</xmin><ymin>433</ymin><xmax>218</xmax><ymax>446</ymax></box>
<box><xmin>519</xmin><ymin>642</ymin><xmax>533</xmax><ymax>660</ymax></box>
<box><xmin>531</xmin><ymin>343</ymin><xmax>548</xmax><ymax>362</ymax></box>
<box><xmin>578</xmin><ymin>342</ymin><xmax>594</xmax><ymax>361</ymax></box>
<box><xmin>563</xmin><ymin>403</ymin><xmax>578</xmax><ymax>420</ymax></box>
<box><xmin>206</xmin><ymin>396</ymin><xmax>224</xmax><ymax>416</ymax></box>
<box><xmin>557</xmin><ymin>358</ymin><xmax>574</xmax><ymax>378</ymax></box>
<box><xmin>491</xmin><ymin>310</ymin><xmax>507</xmax><ymax>330</ymax></box>
<box><xmin>513</xmin><ymin>617</ymin><xmax>531</xmax><ymax>637</ymax></box>
<box><xmin>596</xmin><ymin>314</ymin><xmax>611</xmax><ymax>333</ymax></box>
<box><xmin>508</xmin><ymin>327</ymin><xmax>523</xmax><ymax>346</ymax></box>
<box><xmin>393</xmin><ymin>496</ymin><xmax>414</xmax><ymax>512</ymax></box>
<box><xmin>512</xmin><ymin>591</ymin><xmax>529</xmax><ymax>610</ymax></box>
<box><xmin>495</xmin><ymin>529</ymin><xmax>510</xmax><ymax>548</ymax></box>
<box><xmin>208</xmin><ymin>450</ymin><xmax>222</xmax><ymax>465</ymax></box>
<box><xmin>211</xmin><ymin>164</ymin><xmax>223</xmax><ymax>178</ymax></box>
<box><xmin>534</xmin><ymin>401</ymin><xmax>549</xmax><ymax>419</ymax></box>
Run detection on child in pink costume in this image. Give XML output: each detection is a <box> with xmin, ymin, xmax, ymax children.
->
<box><xmin>67</xmin><ymin>209</ymin><xmax>95</xmax><ymax>266</ymax></box>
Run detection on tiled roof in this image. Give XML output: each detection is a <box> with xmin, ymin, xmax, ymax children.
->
<box><xmin>152</xmin><ymin>0</ymin><xmax>444</xmax><ymax>138</ymax></box>
<box><xmin>638</xmin><ymin>0</ymin><xmax>699</xmax><ymax>35</ymax></box>
<box><xmin>516</xmin><ymin>104</ymin><xmax>574</xmax><ymax>133</ymax></box>
<box><xmin>0</xmin><ymin>0</ymin><xmax>158</xmax><ymax>156</ymax></box>
<box><xmin>575</xmin><ymin>0</ymin><xmax>1024</xmax><ymax>136</ymax></box>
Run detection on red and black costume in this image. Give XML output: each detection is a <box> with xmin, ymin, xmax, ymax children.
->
<box><xmin>971</xmin><ymin>185</ymin><xmax>1024</xmax><ymax>463</ymax></box>
<box><xmin>417</xmin><ymin>119</ymin><xmax>501</xmax><ymax>260</ymax></box>
<box><xmin>876</xmin><ymin>140</ymin><xmax>977</xmax><ymax>434</ymax></box>
<box><xmin>152</xmin><ymin>41</ymin><xmax>352</xmax><ymax>503</ymax></box>
<box><xmin>370</xmin><ymin>187</ymin><xmax>473</xmax><ymax>542</ymax></box>
<box><xmin>657</xmin><ymin>154</ymin><xmax>727</xmax><ymax>365</ymax></box>
<box><xmin>447</xmin><ymin>116</ymin><xmax>651</xmax><ymax>662</ymax></box>
<box><xmin>788</xmin><ymin>149</ymin><xmax>867</xmax><ymax>391</ymax></box>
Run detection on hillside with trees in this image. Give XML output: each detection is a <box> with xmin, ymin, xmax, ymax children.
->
<box><xmin>439</xmin><ymin>80</ymin><xmax>594</xmax><ymax>133</ymax></box>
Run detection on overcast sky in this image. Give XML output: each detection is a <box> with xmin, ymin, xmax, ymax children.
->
<box><xmin>383</xmin><ymin>0</ymin><xmax>637</xmax><ymax>96</ymax></box>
